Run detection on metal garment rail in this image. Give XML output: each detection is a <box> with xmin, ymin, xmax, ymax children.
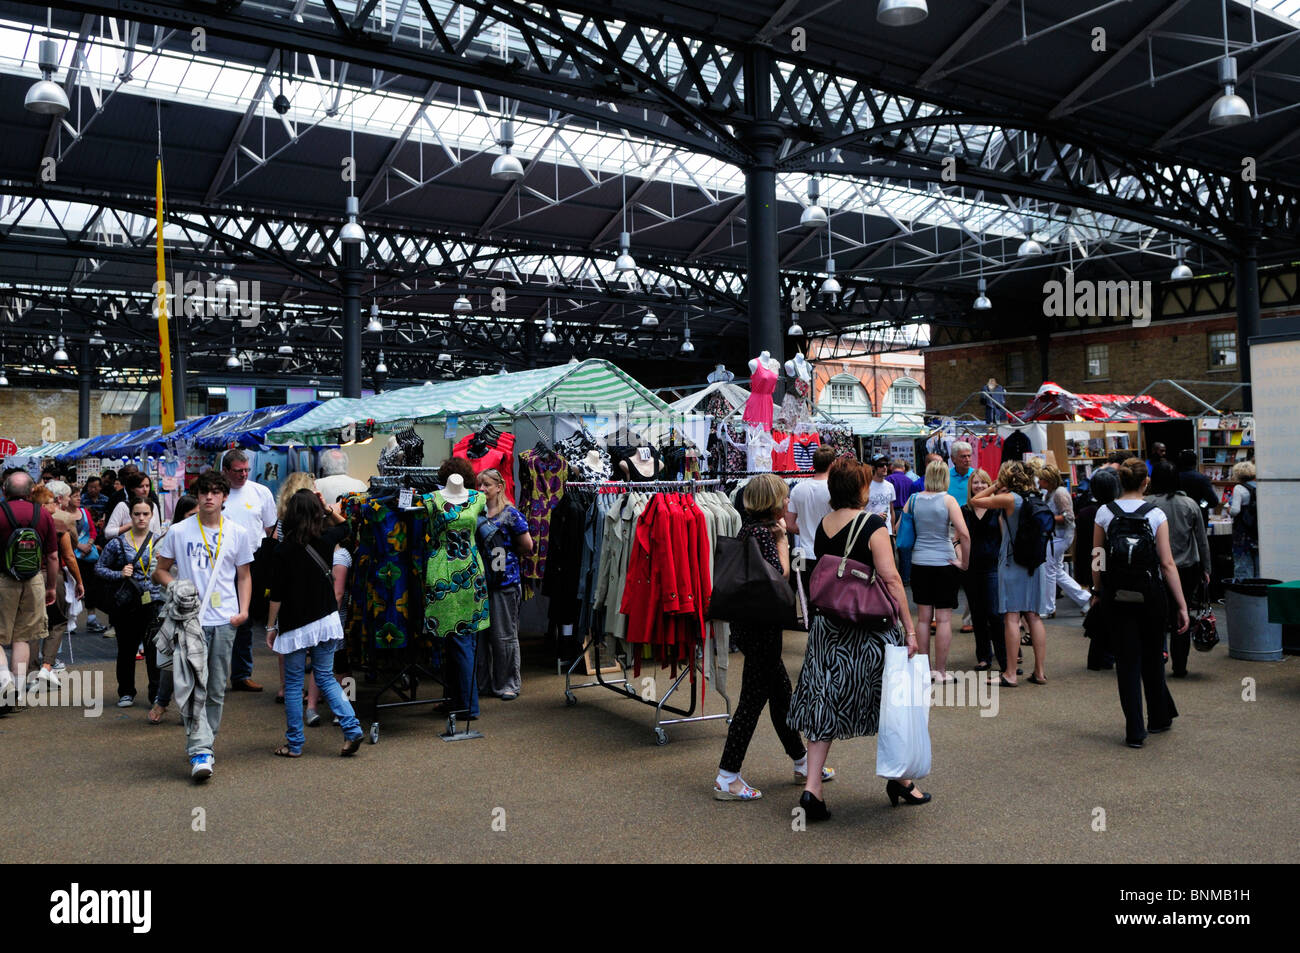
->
<box><xmin>560</xmin><ymin>480</ymin><xmax>731</xmax><ymax>745</ymax></box>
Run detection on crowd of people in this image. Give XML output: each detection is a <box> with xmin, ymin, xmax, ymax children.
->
<box><xmin>0</xmin><ymin>448</ymin><xmax>534</xmax><ymax>783</ymax></box>
<box><xmin>0</xmin><ymin>436</ymin><xmax>1256</xmax><ymax>804</ymax></box>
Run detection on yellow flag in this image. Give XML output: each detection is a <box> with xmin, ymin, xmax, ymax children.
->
<box><xmin>156</xmin><ymin>157</ymin><xmax>175</xmax><ymax>432</ymax></box>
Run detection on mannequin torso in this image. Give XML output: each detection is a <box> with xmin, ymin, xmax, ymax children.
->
<box><xmin>442</xmin><ymin>473</ymin><xmax>469</xmax><ymax>504</ymax></box>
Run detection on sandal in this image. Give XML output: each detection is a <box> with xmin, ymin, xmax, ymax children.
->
<box><xmin>1027</xmin><ymin>674</ymin><xmax>1048</xmax><ymax>685</ymax></box>
<box><xmin>713</xmin><ymin>780</ymin><xmax>762</xmax><ymax>801</ymax></box>
<box><xmin>341</xmin><ymin>737</ymin><xmax>362</xmax><ymax>757</ymax></box>
<box><xmin>1020</xmin><ymin>632</ymin><xmax>1032</xmax><ymax>646</ymax></box>
<box><xmin>273</xmin><ymin>745</ymin><xmax>302</xmax><ymax>758</ymax></box>
<box><xmin>999</xmin><ymin>676</ymin><xmax>1019</xmax><ymax>688</ymax></box>
<box><xmin>793</xmin><ymin>766</ymin><xmax>836</xmax><ymax>784</ymax></box>
<box><xmin>146</xmin><ymin>704</ymin><xmax>165</xmax><ymax>725</ymax></box>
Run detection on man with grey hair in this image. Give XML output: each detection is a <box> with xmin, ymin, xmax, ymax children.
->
<box><xmin>314</xmin><ymin>449</ymin><xmax>367</xmax><ymax>505</ymax></box>
<box><xmin>0</xmin><ymin>471</ymin><xmax>60</xmax><ymax>705</ymax></box>
<box><xmin>948</xmin><ymin>441</ymin><xmax>974</xmax><ymax>506</ymax></box>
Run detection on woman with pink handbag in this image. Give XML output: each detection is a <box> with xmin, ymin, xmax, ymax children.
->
<box><xmin>787</xmin><ymin>457</ymin><xmax>927</xmax><ymax>821</ymax></box>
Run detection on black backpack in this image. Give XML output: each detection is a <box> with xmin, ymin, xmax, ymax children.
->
<box><xmin>1235</xmin><ymin>481</ymin><xmax>1258</xmax><ymax>538</ymax></box>
<box><xmin>1103</xmin><ymin>502</ymin><xmax>1160</xmax><ymax>600</ymax></box>
<box><xmin>1011</xmin><ymin>492</ymin><xmax>1055</xmax><ymax>571</ymax></box>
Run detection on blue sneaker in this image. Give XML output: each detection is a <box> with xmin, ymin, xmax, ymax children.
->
<box><xmin>190</xmin><ymin>754</ymin><xmax>213</xmax><ymax>782</ymax></box>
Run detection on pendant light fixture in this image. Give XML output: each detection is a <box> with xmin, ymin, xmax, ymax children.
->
<box><xmin>680</xmin><ymin>310</ymin><xmax>695</xmax><ymax>354</ymax></box>
<box><xmin>541</xmin><ymin>300</ymin><xmax>557</xmax><ymax>344</ymax></box>
<box><xmin>52</xmin><ymin>335</ymin><xmax>69</xmax><ymax>363</ymax></box>
<box><xmin>491</xmin><ymin>118</ymin><xmax>525</xmax><ymax>181</ymax></box>
<box><xmin>24</xmin><ymin>12</ymin><xmax>68</xmax><ymax>117</ymax></box>
<box><xmin>437</xmin><ymin>351</ymin><xmax>452</xmax><ymax>362</ymax></box>
<box><xmin>1209</xmin><ymin>2</ymin><xmax>1252</xmax><ymax>128</ymax></box>
<box><xmin>88</xmin><ymin>325</ymin><xmax>106</xmax><ymax>346</ymax></box>
<box><xmin>1170</xmin><ymin>244</ymin><xmax>1194</xmax><ymax>280</ymax></box>
<box><xmin>453</xmin><ymin>289</ymin><xmax>473</xmax><ymax>313</ymax></box>
<box><xmin>800</xmin><ymin>177</ymin><xmax>827</xmax><ymax>228</ymax></box>
<box><xmin>614</xmin><ymin>148</ymin><xmax>638</xmax><ymax>275</ymax></box>
<box><xmin>226</xmin><ymin>347</ymin><xmax>241</xmax><ymax>368</ymax></box>
<box><xmin>1017</xmin><ymin>232</ymin><xmax>1044</xmax><ymax>257</ymax></box>
<box><xmin>374</xmin><ymin>350</ymin><xmax>388</xmax><ymax>375</ymax></box>
<box><xmin>973</xmin><ymin>277</ymin><xmax>992</xmax><ymax>311</ymax></box>
<box><xmin>640</xmin><ymin>308</ymin><xmax>659</xmax><ymax>327</ymax></box>
<box><xmin>272</xmin><ymin>51</ymin><xmax>291</xmax><ymax>115</ymax></box>
<box><xmin>340</xmin><ymin>101</ymin><xmax>366</xmax><ymax>245</ymax></box>
<box><xmin>877</xmin><ymin>0</ymin><xmax>928</xmax><ymax>27</ymax></box>
<box><xmin>277</xmin><ymin>342</ymin><xmax>294</xmax><ymax>356</ymax></box>
<box><xmin>820</xmin><ymin>258</ymin><xmax>841</xmax><ymax>296</ymax></box>
<box><xmin>788</xmin><ymin>310</ymin><xmax>804</xmax><ymax>336</ymax></box>
<box><xmin>366</xmin><ymin>301</ymin><xmax>384</xmax><ymax>333</ymax></box>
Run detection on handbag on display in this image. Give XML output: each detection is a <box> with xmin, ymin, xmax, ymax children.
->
<box><xmin>707</xmin><ymin>530</ymin><xmax>795</xmax><ymax>627</ymax></box>
<box><xmin>809</xmin><ymin>513</ymin><xmax>901</xmax><ymax>628</ymax></box>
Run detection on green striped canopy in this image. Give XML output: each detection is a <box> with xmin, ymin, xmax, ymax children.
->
<box><xmin>267</xmin><ymin>359</ymin><xmax>670</xmax><ymax>445</ymax></box>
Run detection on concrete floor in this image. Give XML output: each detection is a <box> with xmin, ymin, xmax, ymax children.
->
<box><xmin>1</xmin><ymin>606</ymin><xmax>1296</xmax><ymax>864</ymax></box>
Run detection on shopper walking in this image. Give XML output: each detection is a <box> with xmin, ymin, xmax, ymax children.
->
<box><xmin>104</xmin><ymin>472</ymin><xmax>163</xmax><ymax>539</ymax></box>
<box><xmin>1146</xmin><ymin>461</ymin><xmax>1211</xmax><ymax>678</ymax></box>
<box><xmin>969</xmin><ymin>461</ymin><xmax>1050</xmax><ymax>687</ymax></box>
<box><xmin>314</xmin><ymin>449</ymin><xmax>368</xmax><ymax>505</ymax></box>
<box><xmin>1175</xmin><ymin>449</ymin><xmax>1219</xmax><ymax>525</ymax></box>
<box><xmin>220</xmin><ymin>450</ymin><xmax>276</xmax><ymax>692</ymax></box>
<box><xmin>1092</xmin><ymin>458</ymin><xmax>1188</xmax><ymax>748</ymax></box>
<box><xmin>474</xmin><ymin>468</ymin><xmax>532</xmax><ymax>701</ymax></box>
<box><xmin>906</xmin><ymin>460</ymin><xmax>970</xmax><ymax>682</ymax></box>
<box><xmin>29</xmin><ymin>485</ymin><xmax>85</xmax><ymax>689</ymax></box>
<box><xmin>69</xmin><ymin>485</ymin><xmax>105</xmax><ymax>635</ymax></box>
<box><xmin>714</xmin><ymin>474</ymin><xmax>816</xmax><ymax>802</ymax></box>
<box><xmin>1229</xmin><ymin>461</ymin><xmax>1259</xmax><ymax>579</ymax></box>
<box><xmin>885</xmin><ymin>457</ymin><xmax>915</xmax><ymax>586</ymax></box>
<box><xmin>785</xmin><ymin>445</ymin><xmax>836</xmax><ymax>579</ymax></box>
<box><xmin>270</xmin><ymin>471</ymin><xmax>321</xmax><ymax>713</ymax></box>
<box><xmin>947</xmin><ymin>441</ymin><xmax>974</xmax><ymax>506</ymax></box>
<box><xmin>1039</xmin><ymin>465</ymin><xmax>1092</xmax><ymax>617</ymax></box>
<box><xmin>0</xmin><ymin>473</ymin><xmax>59</xmax><ymax>706</ymax></box>
<box><xmin>264</xmin><ymin>489</ymin><xmax>363</xmax><ymax>757</ymax></box>
<box><xmin>146</xmin><ymin>495</ymin><xmax>196</xmax><ymax>724</ymax></box>
<box><xmin>1079</xmin><ymin>469</ymin><xmax>1120</xmax><ymax>671</ymax></box>
<box><xmin>787</xmin><ymin>457</ymin><xmax>926</xmax><ymax>820</ymax></box>
<box><xmin>153</xmin><ymin>470</ymin><xmax>255</xmax><ymax>781</ymax></box>
<box><xmin>961</xmin><ymin>470</ymin><xmax>1005</xmax><ymax>672</ymax></box>
<box><xmin>95</xmin><ymin>498</ymin><xmax>164</xmax><ymax>709</ymax></box>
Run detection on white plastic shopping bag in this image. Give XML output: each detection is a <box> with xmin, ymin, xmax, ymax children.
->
<box><xmin>875</xmin><ymin>644</ymin><xmax>932</xmax><ymax>780</ymax></box>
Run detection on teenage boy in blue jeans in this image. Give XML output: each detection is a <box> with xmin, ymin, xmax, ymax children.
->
<box><xmin>153</xmin><ymin>471</ymin><xmax>254</xmax><ymax>782</ymax></box>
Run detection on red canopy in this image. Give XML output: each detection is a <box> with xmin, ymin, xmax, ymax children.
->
<box><xmin>1020</xmin><ymin>382</ymin><xmax>1185</xmax><ymax>421</ymax></box>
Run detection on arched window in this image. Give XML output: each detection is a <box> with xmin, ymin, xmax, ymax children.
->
<box><xmin>886</xmin><ymin>376</ymin><xmax>923</xmax><ymax>411</ymax></box>
<box><xmin>820</xmin><ymin>373</ymin><xmax>872</xmax><ymax>413</ymax></box>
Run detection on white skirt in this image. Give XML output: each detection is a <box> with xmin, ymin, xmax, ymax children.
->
<box><xmin>273</xmin><ymin>612</ymin><xmax>344</xmax><ymax>655</ymax></box>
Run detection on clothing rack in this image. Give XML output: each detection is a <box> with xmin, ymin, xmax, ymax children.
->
<box><xmin>560</xmin><ymin>478</ymin><xmax>732</xmax><ymax>745</ymax></box>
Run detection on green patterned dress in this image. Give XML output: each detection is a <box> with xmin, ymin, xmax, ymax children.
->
<box><xmin>422</xmin><ymin>489</ymin><xmax>491</xmax><ymax>639</ymax></box>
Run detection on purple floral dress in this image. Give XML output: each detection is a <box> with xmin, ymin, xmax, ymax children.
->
<box><xmin>517</xmin><ymin>448</ymin><xmax>569</xmax><ymax>587</ymax></box>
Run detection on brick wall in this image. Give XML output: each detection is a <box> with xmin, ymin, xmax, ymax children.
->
<box><xmin>924</xmin><ymin>315</ymin><xmax>1243</xmax><ymax>417</ymax></box>
<box><xmin>0</xmin><ymin>389</ymin><xmax>104</xmax><ymax>448</ymax></box>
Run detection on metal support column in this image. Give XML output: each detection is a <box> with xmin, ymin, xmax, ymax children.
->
<box><xmin>744</xmin><ymin>46</ymin><xmax>784</xmax><ymax>373</ymax></box>
<box><xmin>77</xmin><ymin>341</ymin><xmax>92</xmax><ymax>439</ymax></box>
<box><xmin>1234</xmin><ymin>236</ymin><xmax>1260</xmax><ymax>413</ymax></box>
<box><xmin>1037</xmin><ymin>330</ymin><xmax>1051</xmax><ymax>385</ymax></box>
<box><xmin>341</xmin><ymin>242</ymin><xmax>363</xmax><ymax>398</ymax></box>
<box><xmin>172</xmin><ymin>330</ymin><xmax>187</xmax><ymax>421</ymax></box>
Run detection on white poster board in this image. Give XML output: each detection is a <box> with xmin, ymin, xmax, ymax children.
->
<box><xmin>1249</xmin><ymin>338</ymin><xmax>1300</xmax><ymax>581</ymax></box>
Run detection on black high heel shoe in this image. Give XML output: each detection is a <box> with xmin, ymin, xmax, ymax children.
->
<box><xmin>886</xmin><ymin>779</ymin><xmax>932</xmax><ymax>807</ymax></box>
<box><xmin>798</xmin><ymin>790</ymin><xmax>831</xmax><ymax>822</ymax></box>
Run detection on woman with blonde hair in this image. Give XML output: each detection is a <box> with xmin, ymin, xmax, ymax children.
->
<box><xmin>902</xmin><ymin>459</ymin><xmax>969</xmax><ymax>682</ymax></box>
<box><xmin>713</xmin><ymin>473</ymin><xmax>817</xmax><ymax>802</ymax></box>
<box><xmin>1229</xmin><ymin>460</ymin><xmax>1259</xmax><ymax>578</ymax></box>
<box><xmin>970</xmin><ymin>461</ymin><xmax>1051</xmax><ymax>687</ymax></box>
<box><xmin>474</xmin><ymin>467</ymin><xmax>532</xmax><ymax>701</ymax></box>
<box><xmin>1039</xmin><ymin>465</ymin><xmax>1092</xmax><ymax>617</ymax></box>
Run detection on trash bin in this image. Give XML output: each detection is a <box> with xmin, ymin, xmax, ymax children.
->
<box><xmin>1265</xmin><ymin>581</ymin><xmax>1300</xmax><ymax>656</ymax></box>
<box><xmin>1225</xmin><ymin>578</ymin><xmax>1284</xmax><ymax>661</ymax></box>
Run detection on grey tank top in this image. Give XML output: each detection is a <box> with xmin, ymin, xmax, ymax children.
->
<box><xmin>911</xmin><ymin>492</ymin><xmax>957</xmax><ymax>566</ymax></box>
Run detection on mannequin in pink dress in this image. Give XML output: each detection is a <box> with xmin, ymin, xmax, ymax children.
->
<box><xmin>744</xmin><ymin>352</ymin><xmax>778</xmax><ymax>430</ymax></box>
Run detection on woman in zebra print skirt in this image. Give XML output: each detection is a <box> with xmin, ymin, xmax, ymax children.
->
<box><xmin>788</xmin><ymin>456</ymin><xmax>928</xmax><ymax>821</ymax></box>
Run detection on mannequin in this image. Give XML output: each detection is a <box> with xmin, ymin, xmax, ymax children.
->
<box><xmin>748</xmin><ymin>350</ymin><xmax>779</xmax><ymax>374</ymax></box>
<box><xmin>583</xmin><ymin>449</ymin><xmax>605</xmax><ymax>474</ymax></box>
<box><xmin>618</xmin><ymin>445</ymin><xmax>662</xmax><ymax>482</ymax></box>
<box><xmin>743</xmin><ymin>351</ymin><xmax>778</xmax><ymax>431</ymax></box>
<box><xmin>442</xmin><ymin>472</ymin><xmax>469</xmax><ymax>504</ymax></box>
<box><xmin>784</xmin><ymin>353</ymin><xmax>811</xmax><ymax>382</ymax></box>
<box><xmin>707</xmin><ymin>363</ymin><xmax>734</xmax><ymax>384</ymax></box>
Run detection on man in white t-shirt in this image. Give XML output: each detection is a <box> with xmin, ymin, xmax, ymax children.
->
<box><xmin>315</xmin><ymin>449</ymin><xmax>368</xmax><ymax>505</ymax></box>
<box><xmin>220</xmin><ymin>449</ymin><xmax>276</xmax><ymax>692</ymax></box>
<box><xmin>785</xmin><ymin>445</ymin><xmax>836</xmax><ymax>565</ymax></box>
<box><xmin>864</xmin><ymin>453</ymin><xmax>896</xmax><ymax>535</ymax></box>
<box><xmin>154</xmin><ymin>470</ymin><xmax>254</xmax><ymax>781</ymax></box>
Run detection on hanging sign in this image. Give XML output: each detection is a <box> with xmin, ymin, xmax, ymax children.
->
<box><xmin>443</xmin><ymin>415</ymin><xmax>459</xmax><ymax>440</ymax></box>
<box><xmin>0</xmin><ymin>439</ymin><xmax>16</xmax><ymax>457</ymax></box>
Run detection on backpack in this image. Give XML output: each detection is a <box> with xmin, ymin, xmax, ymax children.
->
<box><xmin>1102</xmin><ymin>502</ymin><xmax>1160</xmax><ymax>601</ymax></box>
<box><xmin>0</xmin><ymin>500</ymin><xmax>44</xmax><ymax>581</ymax></box>
<box><xmin>1011</xmin><ymin>492</ymin><xmax>1055</xmax><ymax>571</ymax></box>
<box><xmin>1235</xmin><ymin>481</ymin><xmax>1258</xmax><ymax>538</ymax></box>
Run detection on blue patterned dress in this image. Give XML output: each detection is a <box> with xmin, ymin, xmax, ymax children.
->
<box><xmin>422</xmin><ymin>489</ymin><xmax>491</xmax><ymax>639</ymax></box>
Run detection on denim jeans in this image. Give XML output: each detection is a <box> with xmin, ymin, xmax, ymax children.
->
<box><xmin>896</xmin><ymin>546</ymin><xmax>913</xmax><ymax>585</ymax></box>
<box><xmin>282</xmin><ymin>638</ymin><xmax>361</xmax><ymax>751</ymax></box>
<box><xmin>445</xmin><ymin>629</ymin><xmax>480</xmax><ymax>718</ymax></box>
<box><xmin>230</xmin><ymin>618</ymin><xmax>254</xmax><ymax>683</ymax></box>
<box><xmin>178</xmin><ymin>624</ymin><xmax>236</xmax><ymax>758</ymax></box>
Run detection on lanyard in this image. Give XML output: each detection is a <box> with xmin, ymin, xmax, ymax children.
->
<box><xmin>198</xmin><ymin>516</ymin><xmax>223</xmax><ymax>568</ymax></box>
<box><xmin>127</xmin><ymin>530</ymin><xmax>153</xmax><ymax>568</ymax></box>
